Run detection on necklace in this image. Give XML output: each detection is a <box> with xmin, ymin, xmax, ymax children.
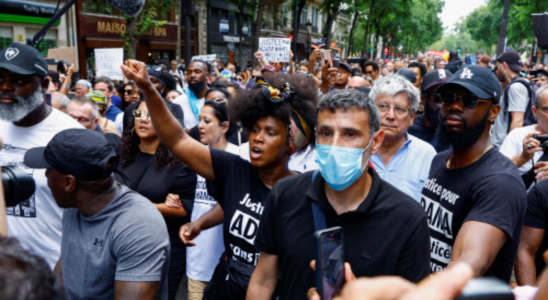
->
<box><xmin>446</xmin><ymin>145</ymin><xmax>493</xmax><ymax>168</ymax></box>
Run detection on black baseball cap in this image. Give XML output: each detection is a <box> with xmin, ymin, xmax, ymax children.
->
<box><xmin>339</xmin><ymin>62</ymin><xmax>353</xmax><ymax>74</ymax></box>
<box><xmin>496</xmin><ymin>51</ymin><xmax>523</xmax><ymax>72</ymax></box>
<box><xmin>148</xmin><ymin>69</ymin><xmax>166</xmax><ymax>87</ymax></box>
<box><xmin>435</xmin><ymin>65</ymin><xmax>502</xmax><ymax>104</ymax></box>
<box><xmin>24</xmin><ymin>129</ymin><xmax>118</xmax><ymax>181</ymax></box>
<box><xmin>0</xmin><ymin>43</ymin><xmax>48</xmax><ymax>78</ymax></box>
<box><xmin>396</xmin><ymin>68</ymin><xmax>417</xmax><ymax>84</ymax></box>
<box><xmin>421</xmin><ymin>69</ymin><xmax>453</xmax><ymax>92</ymax></box>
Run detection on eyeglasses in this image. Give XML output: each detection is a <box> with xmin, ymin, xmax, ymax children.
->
<box><xmin>365</xmin><ymin>71</ymin><xmax>374</xmax><ymax>74</ymax></box>
<box><xmin>236</xmin><ymin>78</ymin><xmax>244</xmax><ymax>82</ymax></box>
<box><xmin>70</xmin><ymin>115</ymin><xmax>93</xmax><ymax>123</ymax></box>
<box><xmin>124</xmin><ymin>90</ymin><xmax>134</xmax><ymax>95</ymax></box>
<box><xmin>133</xmin><ymin>109</ymin><xmax>151</xmax><ymax>121</ymax></box>
<box><xmin>437</xmin><ymin>93</ymin><xmax>490</xmax><ymax>108</ymax></box>
<box><xmin>206</xmin><ymin>97</ymin><xmax>228</xmax><ymax>104</ymax></box>
<box><xmin>376</xmin><ymin>103</ymin><xmax>413</xmax><ymax>116</ymax></box>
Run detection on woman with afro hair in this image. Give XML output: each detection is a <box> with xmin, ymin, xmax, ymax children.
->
<box><xmin>121</xmin><ymin>60</ymin><xmax>318</xmax><ymax>300</ymax></box>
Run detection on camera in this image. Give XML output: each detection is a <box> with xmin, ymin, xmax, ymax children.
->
<box><xmin>1</xmin><ymin>166</ymin><xmax>36</xmax><ymax>207</ymax></box>
<box><xmin>57</xmin><ymin>60</ymin><xmax>72</xmax><ymax>74</ymax></box>
<box><xmin>533</xmin><ymin>134</ymin><xmax>548</xmax><ymax>150</ymax></box>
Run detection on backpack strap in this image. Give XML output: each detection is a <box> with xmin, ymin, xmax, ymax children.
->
<box><xmin>310</xmin><ymin>170</ymin><xmax>327</xmax><ymax>231</ymax></box>
<box><xmin>504</xmin><ymin>77</ymin><xmax>534</xmax><ymax>132</ymax></box>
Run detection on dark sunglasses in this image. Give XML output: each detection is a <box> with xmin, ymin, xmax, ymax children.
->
<box><xmin>365</xmin><ymin>71</ymin><xmax>374</xmax><ymax>74</ymax></box>
<box><xmin>437</xmin><ymin>93</ymin><xmax>490</xmax><ymax>107</ymax></box>
<box><xmin>124</xmin><ymin>90</ymin><xmax>134</xmax><ymax>95</ymax></box>
<box><xmin>421</xmin><ymin>93</ymin><xmax>441</xmax><ymax>103</ymax></box>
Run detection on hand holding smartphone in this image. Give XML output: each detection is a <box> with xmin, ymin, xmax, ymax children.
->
<box><xmin>315</xmin><ymin>227</ymin><xmax>344</xmax><ymax>300</ymax></box>
<box><xmin>320</xmin><ymin>50</ymin><xmax>333</xmax><ymax>68</ymax></box>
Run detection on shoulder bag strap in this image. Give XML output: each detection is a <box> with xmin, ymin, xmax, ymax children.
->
<box><xmin>310</xmin><ymin>170</ymin><xmax>327</xmax><ymax>231</ymax></box>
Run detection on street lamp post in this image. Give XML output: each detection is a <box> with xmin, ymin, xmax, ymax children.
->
<box><xmin>306</xmin><ymin>20</ymin><xmax>312</xmax><ymax>60</ymax></box>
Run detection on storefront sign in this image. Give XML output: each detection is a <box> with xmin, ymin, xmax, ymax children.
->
<box><xmin>79</xmin><ymin>14</ymin><xmax>176</xmax><ymax>42</ymax></box>
<box><xmin>95</xmin><ymin>48</ymin><xmax>124</xmax><ymax>80</ymax></box>
<box><xmin>330</xmin><ymin>41</ymin><xmax>337</xmax><ymax>48</ymax></box>
<box><xmin>192</xmin><ymin>54</ymin><xmax>217</xmax><ymax>63</ymax></box>
<box><xmin>0</xmin><ymin>0</ymin><xmax>59</xmax><ymax>25</ymax></box>
<box><xmin>259</xmin><ymin>38</ymin><xmax>291</xmax><ymax>62</ymax></box>
<box><xmin>220</xmin><ymin>19</ymin><xmax>229</xmax><ymax>33</ymax></box>
<box><xmin>223</xmin><ymin>36</ymin><xmax>241</xmax><ymax>43</ymax></box>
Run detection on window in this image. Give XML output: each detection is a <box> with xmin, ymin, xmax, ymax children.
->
<box><xmin>26</xmin><ymin>28</ymin><xmax>57</xmax><ymax>56</ymax></box>
<box><xmin>300</xmin><ymin>5</ymin><xmax>308</xmax><ymax>24</ymax></box>
<box><xmin>0</xmin><ymin>27</ymin><xmax>13</xmax><ymax>51</ymax></box>
<box><xmin>311</xmin><ymin>7</ymin><xmax>318</xmax><ymax>27</ymax></box>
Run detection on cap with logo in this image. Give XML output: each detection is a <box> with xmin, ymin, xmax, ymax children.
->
<box><xmin>396</xmin><ymin>68</ymin><xmax>417</xmax><ymax>84</ymax></box>
<box><xmin>0</xmin><ymin>43</ymin><xmax>48</xmax><ymax>78</ymax></box>
<box><xmin>435</xmin><ymin>65</ymin><xmax>502</xmax><ymax>104</ymax></box>
<box><xmin>24</xmin><ymin>129</ymin><xmax>117</xmax><ymax>181</ymax></box>
<box><xmin>421</xmin><ymin>69</ymin><xmax>453</xmax><ymax>92</ymax></box>
<box><xmin>496</xmin><ymin>51</ymin><xmax>523</xmax><ymax>72</ymax></box>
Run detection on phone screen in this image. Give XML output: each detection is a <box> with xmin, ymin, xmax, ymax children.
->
<box><xmin>320</xmin><ymin>230</ymin><xmax>344</xmax><ymax>300</ymax></box>
<box><xmin>320</xmin><ymin>50</ymin><xmax>333</xmax><ymax>68</ymax></box>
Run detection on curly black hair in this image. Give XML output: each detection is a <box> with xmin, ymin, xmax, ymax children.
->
<box><xmin>120</xmin><ymin>100</ymin><xmax>180</xmax><ymax>169</ymax></box>
<box><xmin>229</xmin><ymin>73</ymin><xmax>319</xmax><ymax>145</ymax></box>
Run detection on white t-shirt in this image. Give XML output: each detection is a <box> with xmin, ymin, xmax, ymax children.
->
<box><xmin>174</xmin><ymin>93</ymin><xmax>204</xmax><ymax>129</ymax></box>
<box><xmin>0</xmin><ymin>108</ymin><xmax>83</xmax><ymax>268</ymax></box>
<box><xmin>114</xmin><ymin>112</ymin><xmax>124</xmax><ymax>135</ymax></box>
<box><xmin>238</xmin><ymin>142</ymin><xmax>318</xmax><ymax>173</ymax></box>
<box><xmin>186</xmin><ymin>142</ymin><xmax>240</xmax><ymax>282</ymax></box>
<box><xmin>499</xmin><ymin>124</ymin><xmax>541</xmax><ymax>175</ymax></box>
<box><xmin>492</xmin><ymin>83</ymin><xmax>529</xmax><ymax>148</ymax></box>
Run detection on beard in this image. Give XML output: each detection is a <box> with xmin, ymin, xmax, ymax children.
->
<box><xmin>424</xmin><ymin>102</ymin><xmax>441</xmax><ymax>127</ymax></box>
<box><xmin>188</xmin><ymin>80</ymin><xmax>206</xmax><ymax>95</ymax></box>
<box><xmin>436</xmin><ymin>111</ymin><xmax>489</xmax><ymax>149</ymax></box>
<box><xmin>0</xmin><ymin>87</ymin><xmax>44</xmax><ymax>122</ymax></box>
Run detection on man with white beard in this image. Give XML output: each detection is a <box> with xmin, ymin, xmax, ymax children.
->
<box><xmin>0</xmin><ymin>43</ymin><xmax>82</xmax><ymax>268</ymax></box>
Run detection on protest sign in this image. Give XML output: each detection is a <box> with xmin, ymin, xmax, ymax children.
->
<box><xmin>192</xmin><ymin>54</ymin><xmax>217</xmax><ymax>63</ymax></box>
<box><xmin>259</xmin><ymin>38</ymin><xmax>291</xmax><ymax>62</ymax></box>
<box><xmin>94</xmin><ymin>48</ymin><xmax>124</xmax><ymax>80</ymax></box>
<box><xmin>47</xmin><ymin>47</ymin><xmax>79</xmax><ymax>72</ymax></box>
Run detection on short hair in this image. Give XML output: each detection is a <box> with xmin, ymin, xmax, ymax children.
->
<box><xmin>206</xmin><ymin>82</ymin><xmax>232</xmax><ymax>100</ymax></box>
<box><xmin>47</xmin><ymin>70</ymin><xmax>60</xmax><ymax>86</ymax></box>
<box><xmin>0</xmin><ymin>237</ymin><xmax>63</xmax><ymax>300</ymax></box>
<box><xmin>171</xmin><ymin>60</ymin><xmax>178</xmax><ymax>64</ymax></box>
<box><xmin>94</xmin><ymin>76</ymin><xmax>114</xmax><ymax>92</ymax></box>
<box><xmin>535</xmin><ymin>85</ymin><xmax>548</xmax><ymax>108</ymax></box>
<box><xmin>317</xmin><ymin>89</ymin><xmax>380</xmax><ymax>137</ymax></box>
<box><xmin>69</xmin><ymin>95</ymin><xmax>99</xmax><ymax>119</ymax></box>
<box><xmin>476</xmin><ymin>51</ymin><xmax>484</xmax><ymax>56</ymax></box>
<box><xmin>408</xmin><ymin>62</ymin><xmax>427</xmax><ymax>78</ymax></box>
<box><xmin>51</xmin><ymin>92</ymin><xmax>70</xmax><ymax>111</ymax></box>
<box><xmin>189</xmin><ymin>59</ymin><xmax>210</xmax><ymax>73</ymax></box>
<box><xmin>369</xmin><ymin>75</ymin><xmax>420</xmax><ymax>111</ymax></box>
<box><xmin>363</xmin><ymin>61</ymin><xmax>379</xmax><ymax>72</ymax></box>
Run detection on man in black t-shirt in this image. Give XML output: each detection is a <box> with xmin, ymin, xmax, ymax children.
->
<box><xmin>421</xmin><ymin>65</ymin><xmax>526</xmax><ymax>282</ymax></box>
<box><xmin>515</xmin><ymin>179</ymin><xmax>548</xmax><ymax>285</ymax></box>
<box><xmin>409</xmin><ymin>69</ymin><xmax>452</xmax><ymax>152</ymax></box>
<box><xmin>247</xmin><ymin>89</ymin><xmax>430</xmax><ymax>300</ymax></box>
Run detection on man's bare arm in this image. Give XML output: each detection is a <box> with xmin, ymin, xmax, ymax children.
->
<box><xmin>515</xmin><ymin>226</ymin><xmax>545</xmax><ymax>286</ymax></box>
<box><xmin>246</xmin><ymin>252</ymin><xmax>279</xmax><ymax>300</ymax></box>
<box><xmin>509</xmin><ymin>112</ymin><xmax>525</xmax><ymax>132</ymax></box>
<box><xmin>114</xmin><ymin>281</ymin><xmax>159</xmax><ymax>300</ymax></box>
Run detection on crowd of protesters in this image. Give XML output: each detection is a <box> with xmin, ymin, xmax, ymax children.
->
<box><xmin>1</xmin><ymin>40</ymin><xmax>548</xmax><ymax>300</ymax></box>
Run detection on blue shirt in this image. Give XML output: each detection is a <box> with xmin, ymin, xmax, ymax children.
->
<box><xmin>111</xmin><ymin>95</ymin><xmax>122</xmax><ymax>108</ymax></box>
<box><xmin>371</xmin><ymin>133</ymin><xmax>436</xmax><ymax>201</ymax></box>
<box><xmin>104</xmin><ymin>105</ymin><xmax>122</xmax><ymax>122</ymax></box>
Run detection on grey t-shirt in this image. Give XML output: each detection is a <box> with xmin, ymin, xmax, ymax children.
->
<box><xmin>61</xmin><ymin>185</ymin><xmax>170</xmax><ymax>300</ymax></box>
<box><xmin>493</xmin><ymin>83</ymin><xmax>529</xmax><ymax>148</ymax></box>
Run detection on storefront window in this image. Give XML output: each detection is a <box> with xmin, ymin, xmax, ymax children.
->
<box><xmin>26</xmin><ymin>28</ymin><xmax>57</xmax><ymax>56</ymax></box>
<box><xmin>0</xmin><ymin>27</ymin><xmax>13</xmax><ymax>51</ymax></box>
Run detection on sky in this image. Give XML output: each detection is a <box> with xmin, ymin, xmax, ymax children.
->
<box><xmin>439</xmin><ymin>0</ymin><xmax>487</xmax><ymax>33</ymax></box>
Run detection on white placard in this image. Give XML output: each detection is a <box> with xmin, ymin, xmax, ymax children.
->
<box><xmin>192</xmin><ymin>54</ymin><xmax>217</xmax><ymax>63</ymax></box>
<box><xmin>259</xmin><ymin>38</ymin><xmax>291</xmax><ymax>62</ymax></box>
<box><xmin>94</xmin><ymin>48</ymin><xmax>124</xmax><ymax>81</ymax></box>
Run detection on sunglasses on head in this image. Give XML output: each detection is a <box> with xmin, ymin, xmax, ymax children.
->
<box><xmin>133</xmin><ymin>109</ymin><xmax>151</xmax><ymax>121</ymax></box>
<box><xmin>437</xmin><ymin>92</ymin><xmax>490</xmax><ymax>107</ymax></box>
<box><xmin>206</xmin><ymin>97</ymin><xmax>228</xmax><ymax>104</ymax></box>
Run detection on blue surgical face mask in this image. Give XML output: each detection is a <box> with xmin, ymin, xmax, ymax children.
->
<box><xmin>315</xmin><ymin>137</ymin><xmax>374</xmax><ymax>191</ymax></box>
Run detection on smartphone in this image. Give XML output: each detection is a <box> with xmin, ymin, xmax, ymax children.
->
<box><xmin>315</xmin><ymin>227</ymin><xmax>344</xmax><ymax>300</ymax></box>
<box><xmin>320</xmin><ymin>50</ymin><xmax>333</xmax><ymax>68</ymax></box>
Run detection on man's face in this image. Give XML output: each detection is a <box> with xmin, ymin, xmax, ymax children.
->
<box><xmin>495</xmin><ymin>61</ymin><xmax>506</xmax><ymax>81</ymax></box>
<box><xmin>74</xmin><ymin>84</ymin><xmax>88</xmax><ymax>96</ymax></box>
<box><xmin>436</xmin><ymin>61</ymin><xmax>446</xmax><ymax>70</ymax></box>
<box><xmin>538</xmin><ymin>75</ymin><xmax>548</xmax><ymax>87</ymax></box>
<box><xmin>436</xmin><ymin>86</ymin><xmax>497</xmax><ymax>148</ymax></box>
<box><xmin>381</xmin><ymin>67</ymin><xmax>389</xmax><ymax>76</ymax></box>
<box><xmin>347</xmin><ymin>77</ymin><xmax>366</xmax><ymax>89</ymax></box>
<box><xmin>251</xmin><ymin>70</ymin><xmax>262</xmax><ymax>81</ymax></box>
<box><xmin>410</xmin><ymin>67</ymin><xmax>422</xmax><ymax>88</ymax></box>
<box><xmin>45</xmin><ymin>168</ymin><xmax>73</xmax><ymax>208</ymax></box>
<box><xmin>375</xmin><ymin>93</ymin><xmax>415</xmax><ymax>140</ymax></box>
<box><xmin>365</xmin><ymin>66</ymin><xmax>378</xmax><ymax>80</ymax></box>
<box><xmin>534</xmin><ymin>90</ymin><xmax>548</xmax><ymax>134</ymax></box>
<box><xmin>186</xmin><ymin>62</ymin><xmax>208</xmax><ymax>93</ymax></box>
<box><xmin>387</xmin><ymin>62</ymin><xmax>394</xmax><ymax>72</ymax></box>
<box><xmin>171</xmin><ymin>61</ymin><xmax>178</xmax><ymax>69</ymax></box>
<box><xmin>422</xmin><ymin>85</ymin><xmax>442</xmax><ymax>127</ymax></box>
<box><xmin>67</xmin><ymin>102</ymin><xmax>97</xmax><ymax>130</ymax></box>
<box><xmin>93</xmin><ymin>82</ymin><xmax>112</xmax><ymax>100</ymax></box>
<box><xmin>477</xmin><ymin>54</ymin><xmax>483</xmax><ymax>62</ymax></box>
<box><xmin>316</xmin><ymin>108</ymin><xmax>383</xmax><ymax>169</ymax></box>
<box><xmin>271</xmin><ymin>62</ymin><xmax>283</xmax><ymax>72</ymax></box>
<box><xmin>0</xmin><ymin>69</ymin><xmax>45</xmax><ymax>122</ymax></box>
<box><xmin>150</xmin><ymin>76</ymin><xmax>165</xmax><ymax>94</ymax></box>
<box><xmin>336</xmin><ymin>68</ymin><xmax>351</xmax><ymax>85</ymax></box>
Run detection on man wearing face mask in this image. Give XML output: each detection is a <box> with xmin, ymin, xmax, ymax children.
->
<box><xmin>248</xmin><ymin>89</ymin><xmax>430</xmax><ymax>299</ymax></box>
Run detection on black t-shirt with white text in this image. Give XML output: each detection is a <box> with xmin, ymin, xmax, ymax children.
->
<box><xmin>420</xmin><ymin>148</ymin><xmax>526</xmax><ymax>281</ymax></box>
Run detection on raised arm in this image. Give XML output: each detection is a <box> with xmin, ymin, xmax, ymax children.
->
<box><xmin>449</xmin><ymin>221</ymin><xmax>507</xmax><ymax>277</ymax></box>
<box><xmin>288</xmin><ymin>51</ymin><xmax>295</xmax><ymax>75</ymax></box>
<box><xmin>59</xmin><ymin>64</ymin><xmax>74</xmax><ymax>96</ymax></box>
<box><xmin>121</xmin><ymin>60</ymin><xmax>215</xmax><ymax>181</ymax></box>
<box><xmin>114</xmin><ymin>281</ymin><xmax>159</xmax><ymax>300</ymax></box>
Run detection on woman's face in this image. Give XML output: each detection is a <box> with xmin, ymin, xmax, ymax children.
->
<box><xmin>248</xmin><ymin>116</ymin><xmax>290</xmax><ymax>168</ymax></box>
<box><xmin>166</xmin><ymin>91</ymin><xmax>180</xmax><ymax>102</ymax></box>
<box><xmin>135</xmin><ymin>102</ymin><xmax>157</xmax><ymax>141</ymax></box>
<box><xmin>75</xmin><ymin>84</ymin><xmax>88</xmax><ymax>96</ymax></box>
<box><xmin>131</xmin><ymin>88</ymin><xmax>141</xmax><ymax>104</ymax></box>
<box><xmin>298</xmin><ymin>65</ymin><xmax>308</xmax><ymax>73</ymax></box>
<box><xmin>198</xmin><ymin>105</ymin><xmax>227</xmax><ymax>145</ymax></box>
<box><xmin>124</xmin><ymin>86</ymin><xmax>133</xmax><ymax>103</ymax></box>
<box><xmin>539</xmin><ymin>75</ymin><xmax>548</xmax><ymax>87</ymax></box>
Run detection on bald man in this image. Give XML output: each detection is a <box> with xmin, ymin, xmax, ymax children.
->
<box><xmin>51</xmin><ymin>92</ymin><xmax>70</xmax><ymax>113</ymax></box>
<box><xmin>347</xmin><ymin>76</ymin><xmax>369</xmax><ymax>89</ymax></box>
